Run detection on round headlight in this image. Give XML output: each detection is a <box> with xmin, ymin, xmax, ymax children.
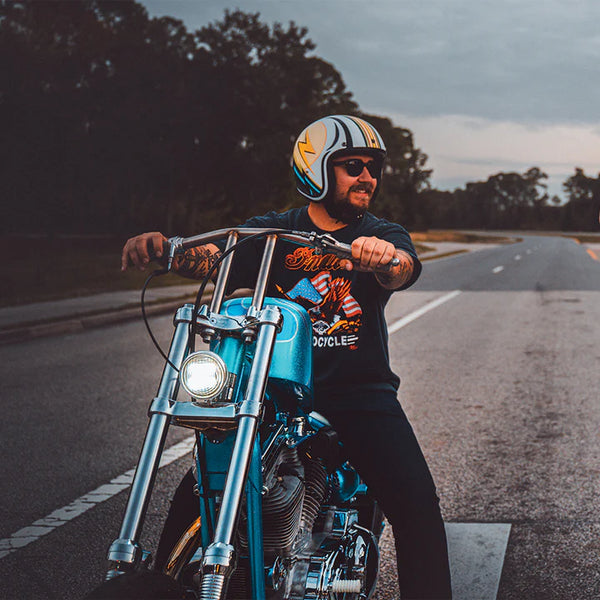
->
<box><xmin>180</xmin><ymin>351</ymin><xmax>228</xmax><ymax>402</ymax></box>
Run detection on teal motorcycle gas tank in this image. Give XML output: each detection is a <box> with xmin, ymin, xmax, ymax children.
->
<box><xmin>215</xmin><ymin>297</ymin><xmax>314</xmax><ymax>413</ymax></box>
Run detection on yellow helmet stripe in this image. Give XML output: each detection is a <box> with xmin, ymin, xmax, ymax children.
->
<box><xmin>349</xmin><ymin>116</ymin><xmax>381</xmax><ymax>149</ymax></box>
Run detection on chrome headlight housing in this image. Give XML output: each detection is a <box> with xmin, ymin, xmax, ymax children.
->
<box><xmin>180</xmin><ymin>351</ymin><xmax>229</xmax><ymax>403</ymax></box>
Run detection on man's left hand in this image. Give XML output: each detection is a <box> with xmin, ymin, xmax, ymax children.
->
<box><xmin>341</xmin><ymin>236</ymin><xmax>397</xmax><ymax>272</ymax></box>
<box><xmin>340</xmin><ymin>236</ymin><xmax>415</xmax><ymax>289</ymax></box>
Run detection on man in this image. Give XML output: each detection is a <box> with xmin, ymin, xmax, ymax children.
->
<box><xmin>122</xmin><ymin>115</ymin><xmax>452</xmax><ymax>599</ymax></box>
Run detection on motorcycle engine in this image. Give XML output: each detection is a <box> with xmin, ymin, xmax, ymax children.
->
<box><xmin>236</xmin><ymin>434</ymin><xmax>379</xmax><ymax>599</ymax></box>
<box><xmin>238</xmin><ymin>442</ymin><xmax>327</xmax><ymax>556</ymax></box>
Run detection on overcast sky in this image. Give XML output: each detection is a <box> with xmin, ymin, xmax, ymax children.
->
<box><xmin>141</xmin><ymin>0</ymin><xmax>600</xmax><ymax>199</ymax></box>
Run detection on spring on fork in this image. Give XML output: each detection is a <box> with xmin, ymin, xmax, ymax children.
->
<box><xmin>200</xmin><ymin>573</ymin><xmax>227</xmax><ymax>599</ymax></box>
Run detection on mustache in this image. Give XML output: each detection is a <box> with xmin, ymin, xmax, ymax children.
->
<box><xmin>350</xmin><ymin>183</ymin><xmax>375</xmax><ymax>193</ymax></box>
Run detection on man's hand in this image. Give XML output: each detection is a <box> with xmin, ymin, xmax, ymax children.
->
<box><xmin>122</xmin><ymin>232</ymin><xmax>222</xmax><ymax>280</ymax></box>
<box><xmin>121</xmin><ymin>232</ymin><xmax>167</xmax><ymax>271</ymax></box>
<box><xmin>341</xmin><ymin>236</ymin><xmax>396</xmax><ymax>272</ymax></box>
<box><xmin>340</xmin><ymin>236</ymin><xmax>415</xmax><ymax>289</ymax></box>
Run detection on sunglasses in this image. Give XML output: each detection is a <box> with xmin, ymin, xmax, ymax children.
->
<box><xmin>331</xmin><ymin>158</ymin><xmax>382</xmax><ymax>178</ymax></box>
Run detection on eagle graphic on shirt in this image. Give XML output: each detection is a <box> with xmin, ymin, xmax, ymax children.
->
<box><xmin>276</xmin><ymin>269</ymin><xmax>362</xmax><ymax>350</ymax></box>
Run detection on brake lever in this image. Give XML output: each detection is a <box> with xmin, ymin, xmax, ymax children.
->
<box><xmin>166</xmin><ymin>236</ymin><xmax>184</xmax><ymax>272</ymax></box>
<box><xmin>316</xmin><ymin>233</ymin><xmax>400</xmax><ymax>268</ymax></box>
<box><xmin>317</xmin><ymin>233</ymin><xmax>349</xmax><ymax>257</ymax></box>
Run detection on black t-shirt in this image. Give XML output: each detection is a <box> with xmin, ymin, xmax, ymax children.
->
<box><xmin>219</xmin><ymin>206</ymin><xmax>421</xmax><ymax>408</ymax></box>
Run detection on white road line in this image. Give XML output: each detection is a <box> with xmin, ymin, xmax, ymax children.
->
<box><xmin>492</xmin><ymin>266</ymin><xmax>504</xmax><ymax>274</ymax></box>
<box><xmin>388</xmin><ymin>290</ymin><xmax>461</xmax><ymax>335</ymax></box>
<box><xmin>526</xmin><ymin>249</ymin><xmax>532</xmax><ymax>255</ymax></box>
<box><xmin>0</xmin><ymin>436</ymin><xmax>196</xmax><ymax>560</ymax></box>
<box><xmin>446</xmin><ymin>523</ymin><xmax>512</xmax><ymax>600</ymax></box>
<box><xmin>514</xmin><ymin>255</ymin><xmax>521</xmax><ymax>261</ymax></box>
<box><xmin>3</xmin><ymin>292</ymin><xmax>463</xmax><ymax>557</ymax></box>
<box><xmin>0</xmin><ymin>290</ymin><xmax>467</xmax><ymax>563</ymax></box>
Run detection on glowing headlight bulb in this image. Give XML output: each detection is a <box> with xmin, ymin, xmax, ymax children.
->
<box><xmin>180</xmin><ymin>351</ymin><xmax>228</xmax><ymax>401</ymax></box>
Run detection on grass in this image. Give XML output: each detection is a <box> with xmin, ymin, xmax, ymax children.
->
<box><xmin>414</xmin><ymin>242</ymin><xmax>435</xmax><ymax>255</ymax></box>
<box><xmin>563</xmin><ymin>234</ymin><xmax>600</xmax><ymax>244</ymax></box>
<box><xmin>0</xmin><ymin>235</ymin><xmax>188</xmax><ymax>308</ymax></box>
<box><xmin>420</xmin><ymin>249</ymin><xmax>468</xmax><ymax>262</ymax></box>
<box><xmin>0</xmin><ymin>230</ymin><xmax>515</xmax><ymax>308</ymax></box>
<box><xmin>411</xmin><ymin>230</ymin><xmax>515</xmax><ymax>244</ymax></box>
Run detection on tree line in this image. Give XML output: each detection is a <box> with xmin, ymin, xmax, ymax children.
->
<box><xmin>424</xmin><ymin>167</ymin><xmax>599</xmax><ymax>232</ymax></box>
<box><xmin>1</xmin><ymin>1</ymin><xmax>598</xmax><ymax>235</ymax></box>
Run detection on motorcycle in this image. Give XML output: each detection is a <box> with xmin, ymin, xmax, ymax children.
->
<box><xmin>90</xmin><ymin>227</ymin><xmax>395</xmax><ymax>599</ymax></box>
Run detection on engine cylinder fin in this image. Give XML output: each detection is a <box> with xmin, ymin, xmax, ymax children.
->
<box><xmin>301</xmin><ymin>456</ymin><xmax>328</xmax><ymax>533</ymax></box>
<box><xmin>240</xmin><ymin>445</ymin><xmax>306</xmax><ymax>555</ymax></box>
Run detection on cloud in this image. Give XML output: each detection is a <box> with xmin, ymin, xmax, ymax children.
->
<box><xmin>314</xmin><ymin>1</ymin><xmax>600</xmax><ymax>123</ymax></box>
<box><xmin>143</xmin><ymin>0</ymin><xmax>600</xmax><ymax>123</ymax></box>
<box><xmin>388</xmin><ymin>113</ymin><xmax>600</xmax><ymax>196</ymax></box>
<box><xmin>141</xmin><ymin>0</ymin><xmax>600</xmax><ymax>196</ymax></box>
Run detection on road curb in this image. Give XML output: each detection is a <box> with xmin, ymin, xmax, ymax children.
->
<box><xmin>0</xmin><ymin>249</ymin><xmax>470</xmax><ymax>345</ymax></box>
<box><xmin>0</xmin><ymin>297</ymin><xmax>201</xmax><ymax>346</ymax></box>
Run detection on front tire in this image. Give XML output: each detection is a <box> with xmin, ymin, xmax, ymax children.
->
<box><xmin>85</xmin><ymin>571</ymin><xmax>188</xmax><ymax>599</ymax></box>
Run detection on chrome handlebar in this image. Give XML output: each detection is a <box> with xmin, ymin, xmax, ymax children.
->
<box><xmin>166</xmin><ymin>228</ymin><xmax>400</xmax><ymax>271</ymax></box>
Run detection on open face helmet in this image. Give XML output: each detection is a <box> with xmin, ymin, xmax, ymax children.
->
<box><xmin>292</xmin><ymin>115</ymin><xmax>387</xmax><ymax>202</ymax></box>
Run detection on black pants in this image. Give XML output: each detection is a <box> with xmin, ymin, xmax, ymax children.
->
<box><xmin>319</xmin><ymin>393</ymin><xmax>452</xmax><ymax>599</ymax></box>
<box><xmin>155</xmin><ymin>393</ymin><xmax>452</xmax><ymax>599</ymax></box>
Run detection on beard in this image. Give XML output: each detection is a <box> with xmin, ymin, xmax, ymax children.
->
<box><xmin>322</xmin><ymin>183</ymin><xmax>375</xmax><ymax>223</ymax></box>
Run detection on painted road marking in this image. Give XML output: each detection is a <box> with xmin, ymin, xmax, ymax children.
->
<box><xmin>388</xmin><ymin>290</ymin><xmax>461</xmax><ymax>334</ymax></box>
<box><xmin>388</xmin><ymin>294</ymin><xmax>512</xmax><ymax>595</ymax></box>
<box><xmin>492</xmin><ymin>266</ymin><xmax>504</xmax><ymax>274</ymax></box>
<box><xmin>0</xmin><ymin>382</ymin><xmax>512</xmax><ymax>594</ymax></box>
<box><xmin>526</xmin><ymin>249</ymin><xmax>532</xmax><ymax>255</ymax></box>
<box><xmin>0</xmin><ymin>436</ymin><xmax>196</xmax><ymax>559</ymax></box>
<box><xmin>446</xmin><ymin>523</ymin><xmax>511</xmax><ymax>600</ymax></box>
<box><xmin>587</xmin><ymin>248</ymin><xmax>599</xmax><ymax>261</ymax></box>
<box><xmin>0</xmin><ymin>289</ymin><xmax>460</xmax><ymax>558</ymax></box>
<box><xmin>1</xmin><ymin>288</ymin><xmax>512</xmax><ymax>600</ymax></box>
<box><xmin>514</xmin><ymin>255</ymin><xmax>521</xmax><ymax>261</ymax></box>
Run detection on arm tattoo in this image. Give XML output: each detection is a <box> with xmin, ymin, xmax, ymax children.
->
<box><xmin>173</xmin><ymin>247</ymin><xmax>222</xmax><ymax>279</ymax></box>
<box><xmin>376</xmin><ymin>251</ymin><xmax>414</xmax><ymax>288</ymax></box>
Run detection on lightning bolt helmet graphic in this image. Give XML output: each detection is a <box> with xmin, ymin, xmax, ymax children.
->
<box><xmin>297</xmin><ymin>131</ymin><xmax>317</xmax><ymax>173</ymax></box>
<box><xmin>292</xmin><ymin>115</ymin><xmax>387</xmax><ymax>202</ymax></box>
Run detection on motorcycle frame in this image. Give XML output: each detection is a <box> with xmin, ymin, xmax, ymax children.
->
<box><xmin>106</xmin><ymin>230</ymin><xmax>289</xmax><ymax>598</ymax></box>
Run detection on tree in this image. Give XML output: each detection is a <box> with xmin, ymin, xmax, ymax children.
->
<box><xmin>562</xmin><ymin>168</ymin><xmax>600</xmax><ymax>231</ymax></box>
<box><xmin>1</xmin><ymin>3</ymin><xmax>434</xmax><ymax>235</ymax></box>
<box><xmin>0</xmin><ymin>0</ymin><xmax>198</xmax><ymax>233</ymax></box>
<box><xmin>427</xmin><ymin>168</ymin><xmax>550</xmax><ymax>230</ymax></box>
<box><xmin>188</xmin><ymin>10</ymin><xmax>358</xmax><ymax>228</ymax></box>
<box><xmin>0</xmin><ymin>4</ymin><xmax>360</xmax><ymax>233</ymax></box>
<box><xmin>482</xmin><ymin>168</ymin><xmax>548</xmax><ymax>228</ymax></box>
<box><xmin>361</xmin><ymin>114</ymin><xmax>432</xmax><ymax>229</ymax></box>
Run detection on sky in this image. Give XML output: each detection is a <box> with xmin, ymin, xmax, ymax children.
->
<box><xmin>141</xmin><ymin>0</ymin><xmax>600</xmax><ymax>200</ymax></box>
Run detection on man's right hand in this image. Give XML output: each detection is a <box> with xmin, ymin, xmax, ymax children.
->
<box><xmin>121</xmin><ymin>232</ymin><xmax>167</xmax><ymax>271</ymax></box>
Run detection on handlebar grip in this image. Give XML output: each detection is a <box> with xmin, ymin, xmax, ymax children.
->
<box><xmin>146</xmin><ymin>241</ymin><xmax>171</xmax><ymax>263</ymax></box>
<box><xmin>333</xmin><ymin>241</ymin><xmax>400</xmax><ymax>270</ymax></box>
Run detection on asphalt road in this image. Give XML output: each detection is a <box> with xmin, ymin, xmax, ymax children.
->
<box><xmin>1</xmin><ymin>234</ymin><xmax>599</xmax><ymax>599</ymax></box>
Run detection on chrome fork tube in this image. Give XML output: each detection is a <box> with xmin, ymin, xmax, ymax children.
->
<box><xmin>242</xmin><ymin>235</ymin><xmax>277</xmax><ymax>343</ymax></box>
<box><xmin>251</xmin><ymin>234</ymin><xmax>277</xmax><ymax>311</ymax></box>
<box><xmin>107</xmin><ymin>307</ymin><xmax>191</xmax><ymax>574</ymax></box>
<box><xmin>200</xmin><ymin>308</ymin><xmax>281</xmax><ymax>596</ymax></box>
<box><xmin>210</xmin><ymin>231</ymin><xmax>238</xmax><ymax>314</ymax></box>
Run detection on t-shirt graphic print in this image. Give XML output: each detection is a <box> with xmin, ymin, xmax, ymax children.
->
<box><xmin>276</xmin><ymin>247</ymin><xmax>362</xmax><ymax>350</ymax></box>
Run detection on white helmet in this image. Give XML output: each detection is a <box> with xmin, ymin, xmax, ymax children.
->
<box><xmin>292</xmin><ymin>115</ymin><xmax>386</xmax><ymax>202</ymax></box>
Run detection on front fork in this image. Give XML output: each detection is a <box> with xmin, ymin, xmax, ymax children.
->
<box><xmin>106</xmin><ymin>304</ymin><xmax>281</xmax><ymax>600</ymax></box>
<box><xmin>197</xmin><ymin>306</ymin><xmax>279</xmax><ymax>599</ymax></box>
<box><xmin>106</xmin><ymin>306</ymin><xmax>191</xmax><ymax>575</ymax></box>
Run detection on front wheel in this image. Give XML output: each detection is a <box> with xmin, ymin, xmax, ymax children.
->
<box><xmin>85</xmin><ymin>571</ymin><xmax>188</xmax><ymax>600</ymax></box>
